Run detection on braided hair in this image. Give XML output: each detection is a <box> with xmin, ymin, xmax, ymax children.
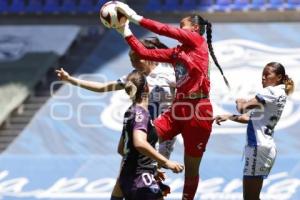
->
<box><xmin>189</xmin><ymin>15</ymin><xmax>230</xmax><ymax>89</ymax></box>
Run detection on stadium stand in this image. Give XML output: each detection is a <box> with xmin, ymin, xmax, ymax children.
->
<box><xmin>214</xmin><ymin>0</ymin><xmax>232</xmax><ymax>12</ymax></box>
<box><xmin>231</xmin><ymin>0</ymin><xmax>250</xmax><ymax>11</ymax></box>
<box><xmin>0</xmin><ymin>26</ymin><xmax>84</xmax><ymax>151</ymax></box>
<box><xmin>286</xmin><ymin>0</ymin><xmax>300</xmax><ymax>10</ymax></box>
<box><xmin>181</xmin><ymin>0</ymin><xmax>198</xmax><ymax>11</ymax></box>
<box><xmin>199</xmin><ymin>0</ymin><xmax>215</xmax><ymax>12</ymax></box>
<box><xmin>61</xmin><ymin>0</ymin><xmax>78</xmax><ymax>14</ymax></box>
<box><xmin>27</xmin><ymin>0</ymin><xmax>43</xmax><ymax>14</ymax></box>
<box><xmin>0</xmin><ymin>0</ymin><xmax>111</xmax><ymax>15</ymax></box>
<box><xmin>162</xmin><ymin>0</ymin><xmax>180</xmax><ymax>11</ymax></box>
<box><xmin>0</xmin><ymin>52</ymin><xmax>58</xmax><ymax>126</ymax></box>
<box><xmin>9</xmin><ymin>0</ymin><xmax>26</xmax><ymax>14</ymax></box>
<box><xmin>0</xmin><ymin>0</ymin><xmax>299</xmax><ymax>18</ymax></box>
<box><xmin>144</xmin><ymin>0</ymin><xmax>300</xmax><ymax>12</ymax></box>
<box><xmin>0</xmin><ymin>0</ymin><xmax>9</xmax><ymax>14</ymax></box>
<box><xmin>43</xmin><ymin>0</ymin><xmax>61</xmax><ymax>14</ymax></box>
<box><xmin>78</xmin><ymin>0</ymin><xmax>96</xmax><ymax>14</ymax></box>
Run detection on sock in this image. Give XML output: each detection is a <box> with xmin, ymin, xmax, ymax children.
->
<box><xmin>110</xmin><ymin>196</ymin><xmax>123</xmax><ymax>200</ymax></box>
<box><xmin>182</xmin><ymin>175</ymin><xmax>199</xmax><ymax>200</ymax></box>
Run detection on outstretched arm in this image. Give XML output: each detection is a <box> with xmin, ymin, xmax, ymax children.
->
<box><xmin>116</xmin><ymin>3</ymin><xmax>203</xmax><ymax>46</ymax></box>
<box><xmin>55</xmin><ymin>68</ymin><xmax>124</xmax><ymax>93</ymax></box>
<box><xmin>116</xmin><ymin>23</ymin><xmax>174</xmax><ymax>63</ymax></box>
<box><xmin>140</xmin><ymin>18</ymin><xmax>203</xmax><ymax>47</ymax></box>
<box><xmin>214</xmin><ymin>113</ymin><xmax>250</xmax><ymax>125</ymax></box>
<box><xmin>126</xmin><ymin>35</ymin><xmax>174</xmax><ymax>63</ymax></box>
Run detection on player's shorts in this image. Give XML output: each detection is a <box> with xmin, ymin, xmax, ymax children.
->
<box><xmin>243</xmin><ymin>145</ymin><xmax>277</xmax><ymax>178</ymax></box>
<box><xmin>154</xmin><ymin>98</ymin><xmax>213</xmax><ymax>157</ymax></box>
<box><xmin>119</xmin><ymin>172</ymin><xmax>163</xmax><ymax>200</ymax></box>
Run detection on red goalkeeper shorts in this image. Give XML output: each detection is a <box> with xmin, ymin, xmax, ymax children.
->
<box><xmin>154</xmin><ymin>98</ymin><xmax>213</xmax><ymax>157</ymax></box>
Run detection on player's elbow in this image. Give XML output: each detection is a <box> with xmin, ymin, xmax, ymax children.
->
<box><xmin>134</xmin><ymin>140</ymin><xmax>148</xmax><ymax>153</ymax></box>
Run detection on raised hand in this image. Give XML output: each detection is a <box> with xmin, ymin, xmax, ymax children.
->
<box><xmin>115</xmin><ymin>2</ymin><xmax>142</xmax><ymax>24</ymax></box>
<box><xmin>55</xmin><ymin>68</ymin><xmax>70</xmax><ymax>81</ymax></box>
<box><xmin>115</xmin><ymin>21</ymin><xmax>132</xmax><ymax>37</ymax></box>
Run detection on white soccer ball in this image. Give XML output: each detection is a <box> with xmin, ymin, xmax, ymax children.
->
<box><xmin>99</xmin><ymin>1</ymin><xmax>127</xmax><ymax>29</ymax></box>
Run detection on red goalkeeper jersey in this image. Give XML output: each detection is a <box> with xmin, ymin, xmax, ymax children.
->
<box><xmin>125</xmin><ymin>18</ymin><xmax>210</xmax><ymax>100</ymax></box>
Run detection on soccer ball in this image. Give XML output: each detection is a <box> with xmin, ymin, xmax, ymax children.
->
<box><xmin>99</xmin><ymin>1</ymin><xmax>127</xmax><ymax>29</ymax></box>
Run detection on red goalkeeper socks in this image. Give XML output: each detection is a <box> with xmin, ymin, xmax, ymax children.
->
<box><xmin>182</xmin><ymin>175</ymin><xmax>199</xmax><ymax>200</ymax></box>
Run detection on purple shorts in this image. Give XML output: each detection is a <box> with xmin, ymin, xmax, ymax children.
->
<box><xmin>119</xmin><ymin>172</ymin><xmax>163</xmax><ymax>200</ymax></box>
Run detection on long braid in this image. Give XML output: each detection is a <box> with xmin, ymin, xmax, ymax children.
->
<box><xmin>205</xmin><ymin>22</ymin><xmax>230</xmax><ymax>89</ymax></box>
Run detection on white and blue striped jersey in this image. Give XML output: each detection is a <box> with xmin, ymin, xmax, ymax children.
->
<box><xmin>247</xmin><ymin>84</ymin><xmax>287</xmax><ymax>147</ymax></box>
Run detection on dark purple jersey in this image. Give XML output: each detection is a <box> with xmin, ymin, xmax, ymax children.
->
<box><xmin>120</xmin><ymin>104</ymin><xmax>158</xmax><ymax>176</ymax></box>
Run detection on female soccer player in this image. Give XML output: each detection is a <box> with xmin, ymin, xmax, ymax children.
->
<box><xmin>215</xmin><ymin>62</ymin><xmax>294</xmax><ymax>200</ymax></box>
<box><xmin>117</xmin><ymin>70</ymin><xmax>184</xmax><ymax>200</ymax></box>
<box><xmin>115</xmin><ymin>3</ymin><xmax>229</xmax><ymax>199</ymax></box>
<box><xmin>55</xmin><ymin>37</ymin><xmax>177</xmax><ymax>199</ymax></box>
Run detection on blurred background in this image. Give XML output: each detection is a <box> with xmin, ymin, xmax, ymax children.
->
<box><xmin>0</xmin><ymin>0</ymin><xmax>300</xmax><ymax>199</ymax></box>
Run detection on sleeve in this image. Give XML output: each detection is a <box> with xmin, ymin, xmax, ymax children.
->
<box><xmin>125</xmin><ymin>35</ymin><xmax>174</xmax><ymax>63</ymax></box>
<box><xmin>140</xmin><ymin>18</ymin><xmax>204</xmax><ymax>47</ymax></box>
<box><xmin>255</xmin><ymin>87</ymin><xmax>276</xmax><ymax>105</ymax></box>
<box><xmin>132</xmin><ymin>109</ymin><xmax>149</xmax><ymax>134</ymax></box>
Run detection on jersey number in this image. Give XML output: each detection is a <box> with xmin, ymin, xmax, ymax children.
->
<box><xmin>141</xmin><ymin>173</ymin><xmax>155</xmax><ymax>186</ymax></box>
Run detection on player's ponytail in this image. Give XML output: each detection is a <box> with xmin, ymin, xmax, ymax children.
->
<box><xmin>267</xmin><ymin>62</ymin><xmax>294</xmax><ymax>96</ymax></box>
<box><xmin>124</xmin><ymin>81</ymin><xmax>137</xmax><ymax>100</ymax></box>
<box><xmin>190</xmin><ymin>15</ymin><xmax>230</xmax><ymax>89</ymax></box>
<box><xmin>283</xmin><ymin>74</ymin><xmax>294</xmax><ymax>95</ymax></box>
<box><xmin>125</xmin><ymin>70</ymin><xmax>148</xmax><ymax>102</ymax></box>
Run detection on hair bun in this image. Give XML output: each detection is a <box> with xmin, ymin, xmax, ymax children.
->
<box><xmin>125</xmin><ymin>81</ymin><xmax>137</xmax><ymax>99</ymax></box>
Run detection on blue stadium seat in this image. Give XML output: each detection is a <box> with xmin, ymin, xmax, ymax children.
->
<box><xmin>266</xmin><ymin>0</ymin><xmax>285</xmax><ymax>10</ymax></box>
<box><xmin>145</xmin><ymin>0</ymin><xmax>162</xmax><ymax>11</ymax></box>
<box><xmin>181</xmin><ymin>0</ymin><xmax>197</xmax><ymax>10</ymax></box>
<box><xmin>162</xmin><ymin>0</ymin><xmax>179</xmax><ymax>11</ymax></box>
<box><xmin>44</xmin><ymin>0</ymin><xmax>60</xmax><ymax>14</ymax></box>
<box><xmin>0</xmin><ymin>0</ymin><xmax>9</xmax><ymax>14</ymax></box>
<box><xmin>198</xmin><ymin>0</ymin><xmax>214</xmax><ymax>11</ymax></box>
<box><xmin>232</xmin><ymin>0</ymin><xmax>250</xmax><ymax>11</ymax></box>
<box><xmin>27</xmin><ymin>0</ymin><xmax>43</xmax><ymax>14</ymax></box>
<box><xmin>250</xmin><ymin>0</ymin><xmax>266</xmax><ymax>10</ymax></box>
<box><xmin>95</xmin><ymin>0</ymin><xmax>108</xmax><ymax>12</ymax></box>
<box><xmin>61</xmin><ymin>0</ymin><xmax>77</xmax><ymax>13</ymax></box>
<box><xmin>10</xmin><ymin>0</ymin><xmax>26</xmax><ymax>13</ymax></box>
<box><xmin>79</xmin><ymin>0</ymin><xmax>95</xmax><ymax>14</ymax></box>
<box><xmin>286</xmin><ymin>0</ymin><xmax>300</xmax><ymax>10</ymax></box>
<box><xmin>214</xmin><ymin>0</ymin><xmax>232</xmax><ymax>12</ymax></box>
